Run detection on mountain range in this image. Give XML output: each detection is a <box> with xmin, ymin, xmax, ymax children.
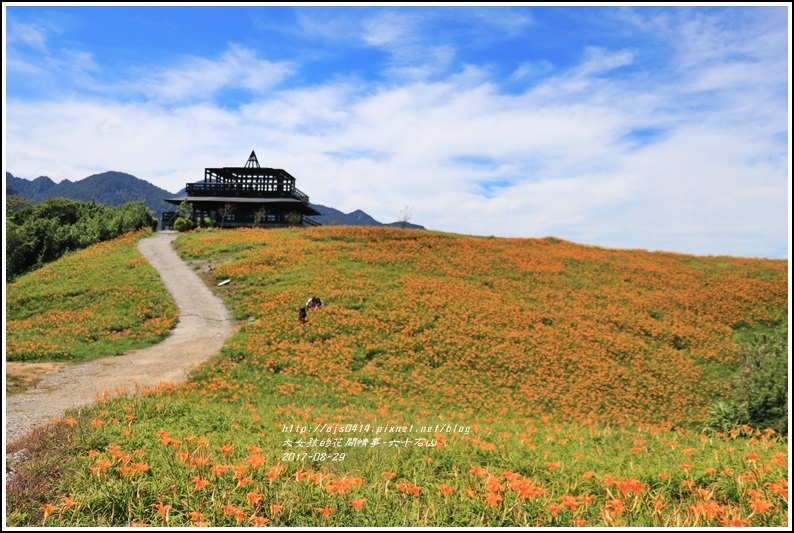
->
<box><xmin>5</xmin><ymin>172</ymin><xmax>424</xmax><ymax>229</ymax></box>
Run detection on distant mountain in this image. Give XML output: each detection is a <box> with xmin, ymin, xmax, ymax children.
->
<box><xmin>6</xmin><ymin>175</ymin><xmax>61</xmax><ymax>199</ymax></box>
<box><xmin>307</xmin><ymin>204</ymin><xmax>382</xmax><ymax>226</ymax></box>
<box><xmin>6</xmin><ymin>172</ymin><xmax>424</xmax><ymax>230</ymax></box>
<box><xmin>307</xmin><ymin>203</ymin><xmax>425</xmax><ymax>229</ymax></box>
<box><xmin>383</xmin><ymin>220</ymin><xmax>426</xmax><ymax>230</ymax></box>
<box><xmin>6</xmin><ymin>171</ymin><xmax>176</xmax><ymax>221</ymax></box>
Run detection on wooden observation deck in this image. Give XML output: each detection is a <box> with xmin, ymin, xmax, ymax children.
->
<box><xmin>163</xmin><ymin>151</ymin><xmax>321</xmax><ymax>229</ymax></box>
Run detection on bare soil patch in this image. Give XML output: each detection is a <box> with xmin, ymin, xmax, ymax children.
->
<box><xmin>5</xmin><ymin>362</ymin><xmax>68</xmax><ymax>395</ymax></box>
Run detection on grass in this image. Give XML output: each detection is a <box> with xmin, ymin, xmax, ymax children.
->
<box><xmin>5</xmin><ymin>226</ymin><xmax>789</xmax><ymax>527</ymax></box>
<box><xmin>6</xmin><ymin>374</ymin><xmax>31</xmax><ymax>395</ymax></box>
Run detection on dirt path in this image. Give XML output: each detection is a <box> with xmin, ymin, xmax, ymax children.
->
<box><xmin>5</xmin><ymin>231</ymin><xmax>237</xmax><ymax>448</ymax></box>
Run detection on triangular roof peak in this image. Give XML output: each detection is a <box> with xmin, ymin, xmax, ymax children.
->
<box><xmin>245</xmin><ymin>151</ymin><xmax>260</xmax><ymax>168</ymax></box>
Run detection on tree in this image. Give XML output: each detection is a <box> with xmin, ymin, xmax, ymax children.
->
<box><xmin>397</xmin><ymin>205</ymin><xmax>415</xmax><ymax>229</ymax></box>
<box><xmin>5</xmin><ymin>221</ymin><xmax>33</xmax><ymax>280</ymax></box>
<box><xmin>737</xmin><ymin>324</ymin><xmax>788</xmax><ymax>435</ymax></box>
<box><xmin>176</xmin><ymin>199</ymin><xmax>194</xmax><ymax>220</ymax></box>
<box><xmin>217</xmin><ymin>203</ymin><xmax>236</xmax><ymax>228</ymax></box>
<box><xmin>6</xmin><ymin>194</ymin><xmax>30</xmax><ymax>219</ymax></box>
<box><xmin>114</xmin><ymin>201</ymin><xmax>157</xmax><ymax>233</ymax></box>
<box><xmin>286</xmin><ymin>211</ymin><xmax>303</xmax><ymax>226</ymax></box>
<box><xmin>253</xmin><ymin>207</ymin><xmax>268</xmax><ymax>228</ymax></box>
<box><xmin>5</xmin><ymin>198</ymin><xmax>158</xmax><ymax>281</ymax></box>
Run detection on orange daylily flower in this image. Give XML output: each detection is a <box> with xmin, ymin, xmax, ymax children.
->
<box><xmin>41</xmin><ymin>503</ymin><xmax>57</xmax><ymax>521</ymax></box>
<box><xmin>438</xmin><ymin>485</ymin><xmax>455</xmax><ymax>497</ymax></box>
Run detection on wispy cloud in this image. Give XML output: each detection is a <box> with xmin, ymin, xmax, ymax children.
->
<box><xmin>467</xmin><ymin>7</ymin><xmax>535</xmax><ymax>37</ymax></box>
<box><xmin>6</xmin><ymin>17</ymin><xmax>99</xmax><ymax>92</ymax></box>
<box><xmin>137</xmin><ymin>45</ymin><xmax>295</xmax><ymax>104</ymax></box>
<box><xmin>574</xmin><ymin>46</ymin><xmax>635</xmax><ymax>77</ymax></box>
<box><xmin>7</xmin><ymin>20</ymin><xmax>50</xmax><ymax>50</ymax></box>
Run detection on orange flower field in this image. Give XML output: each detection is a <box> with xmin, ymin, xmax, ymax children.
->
<box><xmin>176</xmin><ymin>226</ymin><xmax>787</xmax><ymax>427</ymax></box>
<box><xmin>6</xmin><ymin>230</ymin><xmax>178</xmax><ymax>363</ymax></box>
<box><xmin>5</xmin><ymin>226</ymin><xmax>788</xmax><ymax>527</ymax></box>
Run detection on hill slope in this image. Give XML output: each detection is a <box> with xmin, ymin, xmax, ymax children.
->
<box><xmin>5</xmin><ymin>226</ymin><xmax>788</xmax><ymax>527</ymax></box>
<box><xmin>172</xmin><ymin>226</ymin><xmax>787</xmax><ymax>427</ymax></box>
<box><xmin>7</xmin><ymin>225</ymin><xmax>787</xmax><ymax>425</ymax></box>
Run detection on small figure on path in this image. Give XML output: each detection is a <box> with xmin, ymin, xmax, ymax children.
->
<box><xmin>298</xmin><ymin>307</ymin><xmax>308</xmax><ymax>324</ymax></box>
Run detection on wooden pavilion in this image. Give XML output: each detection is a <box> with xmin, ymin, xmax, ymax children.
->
<box><xmin>163</xmin><ymin>151</ymin><xmax>321</xmax><ymax>229</ymax></box>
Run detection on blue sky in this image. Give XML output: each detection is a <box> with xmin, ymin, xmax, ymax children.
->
<box><xmin>3</xmin><ymin>3</ymin><xmax>791</xmax><ymax>258</ymax></box>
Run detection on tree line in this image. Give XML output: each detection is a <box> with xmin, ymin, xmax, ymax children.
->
<box><xmin>6</xmin><ymin>196</ymin><xmax>158</xmax><ymax>281</ymax></box>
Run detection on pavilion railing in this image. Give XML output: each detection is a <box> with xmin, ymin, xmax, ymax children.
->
<box><xmin>186</xmin><ymin>183</ymin><xmax>310</xmax><ymax>204</ymax></box>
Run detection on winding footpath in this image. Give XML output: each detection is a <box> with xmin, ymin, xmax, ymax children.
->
<box><xmin>5</xmin><ymin>231</ymin><xmax>237</xmax><ymax>447</ymax></box>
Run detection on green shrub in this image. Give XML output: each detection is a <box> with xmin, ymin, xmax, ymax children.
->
<box><xmin>701</xmin><ymin>400</ymin><xmax>741</xmax><ymax>435</ymax></box>
<box><xmin>173</xmin><ymin>217</ymin><xmax>193</xmax><ymax>232</ymax></box>
<box><xmin>704</xmin><ymin>323</ymin><xmax>788</xmax><ymax>436</ymax></box>
<box><xmin>737</xmin><ymin>324</ymin><xmax>788</xmax><ymax>435</ymax></box>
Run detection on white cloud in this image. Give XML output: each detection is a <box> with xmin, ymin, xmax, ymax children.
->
<box><xmin>5</xmin><ymin>7</ymin><xmax>788</xmax><ymax>258</ymax></box>
<box><xmin>511</xmin><ymin>60</ymin><xmax>554</xmax><ymax>82</ymax></box>
<box><xmin>292</xmin><ymin>9</ymin><xmax>367</xmax><ymax>44</ymax></box>
<box><xmin>5</xmin><ymin>18</ymin><xmax>99</xmax><ymax>91</ymax></box>
<box><xmin>139</xmin><ymin>45</ymin><xmax>294</xmax><ymax>103</ymax></box>
<box><xmin>7</xmin><ymin>21</ymin><xmax>49</xmax><ymax>50</ymax></box>
<box><xmin>574</xmin><ymin>46</ymin><xmax>635</xmax><ymax>77</ymax></box>
<box><xmin>362</xmin><ymin>11</ymin><xmax>417</xmax><ymax>48</ymax></box>
<box><xmin>468</xmin><ymin>7</ymin><xmax>534</xmax><ymax>37</ymax></box>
